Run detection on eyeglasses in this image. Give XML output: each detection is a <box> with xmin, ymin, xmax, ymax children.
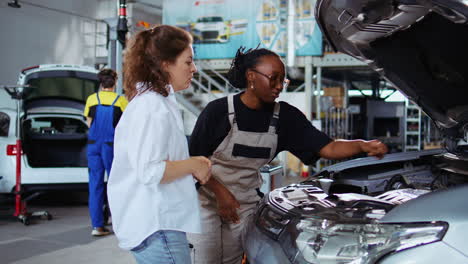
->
<box><xmin>250</xmin><ymin>69</ymin><xmax>290</xmax><ymax>90</ymax></box>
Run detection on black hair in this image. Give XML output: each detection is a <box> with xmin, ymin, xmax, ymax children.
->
<box><xmin>98</xmin><ymin>68</ymin><xmax>117</xmax><ymax>89</ymax></box>
<box><xmin>227</xmin><ymin>46</ymin><xmax>279</xmax><ymax>88</ymax></box>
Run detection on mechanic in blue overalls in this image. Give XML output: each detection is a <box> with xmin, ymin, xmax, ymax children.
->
<box><xmin>83</xmin><ymin>69</ymin><xmax>128</xmax><ymax>236</ymax></box>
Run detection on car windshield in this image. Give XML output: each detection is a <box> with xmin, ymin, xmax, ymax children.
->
<box><xmin>197</xmin><ymin>17</ymin><xmax>223</xmax><ymax>22</ymax></box>
<box><xmin>24</xmin><ymin>70</ymin><xmax>99</xmax><ymax>102</ymax></box>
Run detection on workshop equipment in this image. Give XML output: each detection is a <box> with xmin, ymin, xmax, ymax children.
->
<box><xmin>3</xmin><ymin>85</ymin><xmax>52</xmax><ymax>225</ymax></box>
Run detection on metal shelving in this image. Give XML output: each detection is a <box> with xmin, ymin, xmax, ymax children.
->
<box><xmin>404</xmin><ymin>100</ymin><xmax>422</xmax><ymax>151</ymax></box>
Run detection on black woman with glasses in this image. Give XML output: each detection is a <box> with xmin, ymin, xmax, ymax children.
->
<box><xmin>187</xmin><ymin>46</ymin><xmax>388</xmax><ymax>264</ymax></box>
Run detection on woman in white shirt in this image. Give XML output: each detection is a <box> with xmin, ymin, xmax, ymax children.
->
<box><xmin>107</xmin><ymin>25</ymin><xmax>211</xmax><ymax>264</ymax></box>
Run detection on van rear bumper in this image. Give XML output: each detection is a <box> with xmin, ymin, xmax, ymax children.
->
<box><xmin>21</xmin><ymin>183</ymin><xmax>89</xmax><ymax>193</ymax></box>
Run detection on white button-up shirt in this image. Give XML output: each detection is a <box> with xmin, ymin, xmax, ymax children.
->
<box><xmin>108</xmin><ymin>85</ymin><xmax>201</xmax><ymax>250</ymax></box>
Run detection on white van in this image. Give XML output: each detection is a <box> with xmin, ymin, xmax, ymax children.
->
<box><xmin>0</xmin><ymin>64</ymin><xmax>99</xmax><ymax>193</ymax></box>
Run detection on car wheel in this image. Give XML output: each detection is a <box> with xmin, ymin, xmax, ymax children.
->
<box><xmin>21</xmin><ymin>217</ymin><xmax>30</xmax><ymax>226</ymax></box>
<box><xmin>45</xmin><ymin>212</ymin><xmax>52</xmax><ymax>221</ymax></box>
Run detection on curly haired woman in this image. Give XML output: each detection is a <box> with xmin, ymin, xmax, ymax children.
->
<box><xmin>107</xmin><ymin>25</ymin><xmax>212</xmax><ymax>264</ymax></box>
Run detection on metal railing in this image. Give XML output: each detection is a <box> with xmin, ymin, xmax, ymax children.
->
<box><xmin>194</xmin><ymin>61</ymin><xmax>240</xmax><ymax>95</ymax></box>
<box><xmin>190</xmin><ymin>78</ymin><xmax>222</xmax><ymax>101</ymax></box>
<box><xmin>195</xmin><ymin>61</ymin><xmax>240</xmax><ymax>94</ymax></box>
<box><xmin>175</xmin><ymin>93</ymin><xmax>202</xmax><ymax>116</ymax></box>
<box><xmin>178</xmin><ymin>62</ymin><xmax>239</xmax><ymax>117</ymax></box>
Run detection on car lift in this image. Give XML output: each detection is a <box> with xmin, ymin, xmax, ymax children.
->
<box><xmin>3</xmin><ymin>85</ymin><xmax>52</xmax><ymax>225</ymax></box>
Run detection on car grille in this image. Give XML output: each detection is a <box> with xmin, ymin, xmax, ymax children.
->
<box><xmin>202</xmin><ymin>31</ymin><xmax>219</xmax><ymax>39</ymax></box>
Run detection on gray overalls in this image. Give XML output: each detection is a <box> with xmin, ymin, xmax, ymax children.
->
<box><xmin>188</xmin><ymin>95</ymin><xmax>280</xmax><ymax>264</ymax></box>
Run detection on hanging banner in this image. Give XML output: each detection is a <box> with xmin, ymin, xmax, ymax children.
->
<box><xmin>163</xmin><ymin>0</ymin><xmax>322</xmax><ymax>59</ymax></box>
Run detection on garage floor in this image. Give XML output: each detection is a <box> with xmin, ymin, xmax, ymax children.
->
<box><xmin>0</xmin><ymin>192</ymin><xmax>135</xmax><ymax>264</ymax></box>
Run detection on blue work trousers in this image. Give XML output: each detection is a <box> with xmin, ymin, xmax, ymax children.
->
<box><xmin>87</xmin><ymin>141</ymin><xmax>113</xmax><ymax>228</ymax></box>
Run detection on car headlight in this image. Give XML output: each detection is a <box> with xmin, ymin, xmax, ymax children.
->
<box><xmin>256</xmin><ymin>205</ymin><xmax>291</xmax><ymax>240</ymax></box>
<box><xmin>295</xmin><ymin>219</ymin><xmax>448</xmax><ymax>264</ymax></box>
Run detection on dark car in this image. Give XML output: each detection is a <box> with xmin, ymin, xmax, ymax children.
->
<box><xmin>243</xmin><ymin>1</ymin><xmax>468</xmax><ymax>263</ymax></box>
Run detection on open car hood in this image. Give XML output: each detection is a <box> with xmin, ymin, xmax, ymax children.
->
<box><xmin>316</xmin><ymin>0</ymin><xmax>468</xmax><ymax>140</ymax></box>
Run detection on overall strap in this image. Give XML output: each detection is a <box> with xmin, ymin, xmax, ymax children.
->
<box><xmin>227</xmin><ymin>95</ymin><xmax>236</xmax><ymax>125</ymax></box>
<box><xmin>111</xmin><ymin>94</ymin><xmax>120</xmax><ymax>106</ymax></box>
<box><xmin>96</xmin><ymin>93</ymin><xmax>101</xmax><ymax>105</ymax></box>
<box><xmin>268</xmin><ymin>102</ymin><xmax>280</xmax><ymax>134</ymax></box>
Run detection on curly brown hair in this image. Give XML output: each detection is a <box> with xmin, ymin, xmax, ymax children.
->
<box><xmin>123</xmin><ymin>25</ymin><xmax>193</xmax><ymax>101</ymax></box>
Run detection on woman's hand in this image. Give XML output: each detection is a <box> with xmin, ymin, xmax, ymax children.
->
<box><xmin>215</xmin><ymin>187</ymin><xmax>240</xmax><ymax>224</ymax></box>
<box><xmin>360</xmin><ymin>139</ymin><xmax>388</xmax><ymax>159</ymax></box>
<box><xmin>190</xmin><ymin>156</ymin><xmax>212</xmax><ymax>184</ymax></box>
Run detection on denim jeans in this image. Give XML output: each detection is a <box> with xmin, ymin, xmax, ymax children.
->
<box><xmin>131</xmin><ymin>230</ymin><xmax>191</xmax><ymax>264</ymax></box>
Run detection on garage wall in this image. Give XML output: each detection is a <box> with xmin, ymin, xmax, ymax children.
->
<box><xmin>0</xmin><ymin>0</ymin><xmax>162</xmax><ymax>108</ymax></box>
<box><xmin>0</xmin><ymin>0</ymin><xmax>112</xmax><ymax>107</ymax></box>
<box><xmin>0</xmin><ymin>0</ymin><xmax>115</xmax><ymax>82</ymax></box>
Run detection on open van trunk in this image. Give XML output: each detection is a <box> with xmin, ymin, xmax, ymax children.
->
<box><xmin>22</xmin><ymin>115</ymin><xmax>89</xmax><ymax>167</ymax></box>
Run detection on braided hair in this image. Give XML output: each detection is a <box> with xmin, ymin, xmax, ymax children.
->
<box><xmin>227</xmin><ymin>46</ymin><xmax>279</xmax><ymax>89</ymax></box>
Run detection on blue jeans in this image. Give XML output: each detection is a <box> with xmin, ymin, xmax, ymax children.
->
<box><xmin>131</xmin><ymin>230</ymin><xmax>192</xmax><ymax>264</ymax></box>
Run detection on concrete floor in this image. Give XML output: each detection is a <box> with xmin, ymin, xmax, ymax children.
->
<box><xmin>0</xmin><ymin>192</ymin><xmax>135</xmax><ymax>264</ymax></box>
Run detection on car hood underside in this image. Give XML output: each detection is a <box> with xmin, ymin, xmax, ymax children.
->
<box><xmin>316</xmin><ymin>0</ymin><xmax>468</xmax><ymax>139</ymax></box>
